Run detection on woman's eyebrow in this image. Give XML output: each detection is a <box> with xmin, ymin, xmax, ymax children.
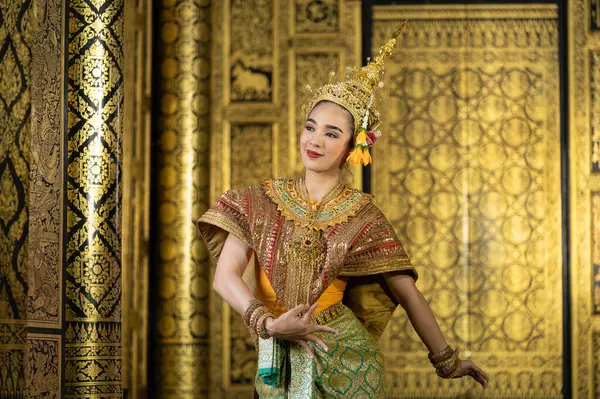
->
<box><xmin>326</xmin><ymin>124</ymin><xmax>344</xmax><ymax>134</ymax></box>
<box><xmin>306</xmin><ymin>118</ymin><xmax>344</xmax><ymax>134</ymax></box>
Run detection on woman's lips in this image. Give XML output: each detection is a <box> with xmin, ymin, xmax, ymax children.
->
<box><xmin>306</xmin><ymin>150</ymin><xmax>323</xmax><ymax>159</ymax></box>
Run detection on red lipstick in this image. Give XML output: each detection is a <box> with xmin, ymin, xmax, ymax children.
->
<box><xmin>306</xmin><ymin>150</ymin><xmax>323</xmax><ymax>159</ymax></box>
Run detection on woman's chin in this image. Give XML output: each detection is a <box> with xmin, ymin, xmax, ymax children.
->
<box><xmin>302</xmin><ymin>162</ymin><xmax>337</xmax><ymax>174</ymax></box>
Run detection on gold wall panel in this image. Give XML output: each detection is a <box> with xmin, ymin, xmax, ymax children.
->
<box><xmin>26</xmin><ymin>334</ymin><xmax>61</xmax><ymax>399</ymax></box>
<box><xmin>66</xmin><ymin>0</ymin><xmax>124</xmax><ymax>396</ymax></box>
<box><xmin>122</xmin><ymin>0</ymin><xmax>152</xmax><ymax>397</ymax></box>
<box><xmin>294</xmin><ymin>0</ymin><xmax>339</xmax><ymax>35</ymax></box>
<box><xmin>593</xmin><ymin>193</ymin><xmax>600</xmax><ymax>314</ymax></box>
<box><xmin>0</xmin><ymin>0</ymin><xmax>31</xmax><ymax>396</ymax></box>
<box><xmin>593</xmin><ymin>0</ymin><xmax>599</xmax><ymax>31</ymax></box>
<box><xmin>373</xmin><ymin>5</ymin><xmax>561</xmax><ymax>398</ymax></box>
<box><xmin>595</xmin><ymin>332</ymin><xmax>600</xmax><ymax>395</ymax></box>
<box><xmin>229</xmin><ymin>0</ymin><xmax>275</xmax><ymax>102</ymax></box>
<box><xmin>209</xmin><ymin>1</ymin><xmax>362</xmax><ymax>397</ymax></box>
<box><xmin>153</xmin><ymin>0</ymin><xmax>212</xmax><ymax>397</ymax></box>
<box><xmin>28</xmin><ymin>0</ymin><xmax>63</xmax><ymax>329</ymax></box>
<box><xmin>591</xmin><ymin>51</ymin><xmax>600</xmax><ymax>171</ymax></box>
<box><xmin>570</xmin><ymin>0</ymin><xmax>600</xmax><ymax>396</ymax></box>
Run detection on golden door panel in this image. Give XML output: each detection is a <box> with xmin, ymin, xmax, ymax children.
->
<box><xmin>592</xmin><ymin>0</ymin><xmax>600</xmax><ymax>31</ymax></box>
<box><xmin>373</xmin><ymin>5</ymin><xmax>561</xmax><ymax>398</ymax></box>
<box><xmin>570</xmin><ymin>0</ymin><xmax>600</xmax><ymax>396</ymax></box>
<box><xmin>26</xmin><ymin>334</ymin><xmax>61</xmax><ymax>399</ymax></box>
<box><xmin>28</xmin><ymin>0</ymin><xmax>64</xmax><ymax>329</ymax></box>
<box><xmin>229</xmin><ymin>0</ymin><xmax>276</xmax><ymax>103</ymax></box>
<box><xmin>293</xmin><ymin>0</ymin><xmax>339</xmax><ymax>35</ymax></box>
<box><xmin>591</xmin><ymin>51</ymin><xmax>600</xmax><ymax>172</ymax></box>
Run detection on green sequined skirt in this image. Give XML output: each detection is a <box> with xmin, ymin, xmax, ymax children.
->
<box><xmin>255</xmin><ymin>303</ymin><xmax>385</xmax><ymax>399</ymax></box>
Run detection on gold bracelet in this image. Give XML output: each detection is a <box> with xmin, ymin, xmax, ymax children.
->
<box><xmin>248</xmin><ymin>306</ymin><xmax>264</xmax><ymax>332</ymax></box>
<box><xmin>435</xmin><ymin>351</ymin><xmax>462</xmax><ymax>379</ymax></box>
<box><xmin>243</xmin><ymin>299</ymin><xmax>264</xmax><ymax>327</ymax></box>
<box><xmin>428</xmin><ymin>345</ymin><xmax>454</xmax><ymax>365</ymax></box>
<box><xmin>256</xmin><ymin>312</ymin><xmax>273</xmax><ymax>340</ymax></box>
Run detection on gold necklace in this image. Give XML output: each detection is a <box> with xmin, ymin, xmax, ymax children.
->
<box><xmin>282</xmin><ymin>179</ymin><xmax>341</xmax><ymax>308</ymax></box>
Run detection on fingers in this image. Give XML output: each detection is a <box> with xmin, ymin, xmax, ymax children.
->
<box><xmin>289</xmin><ymin>304</ymin><xmax>309</xmax><ymax>317</ymax></box>
<box><xmin>313</xmin><ymin>325</ymin><xmax>338</xmax><ymax>335</ymax></box>
<box><xmin>291</xmin><ymin>339</ymin><xmax>314</xmax><ymax>359</ymax></box>
<box><xmin>464</xmin><ymin>361</ymin><xmax>488</xmax><ymax>389</ymax></box>
<box><xmin>305</xmin><ymin>333</ymin><xmax>328</xmax><ymax>352</ymax></box>
<box><xmin>302</xmin><ymin>303</ymin><xmax>319</xmax><ymax>322</ymax></box>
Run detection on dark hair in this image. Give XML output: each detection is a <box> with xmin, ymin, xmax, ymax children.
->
<box><xmin>311</xmin><ymin>100</ymin><xmax>355</xmax><ymax>148</ymax></box>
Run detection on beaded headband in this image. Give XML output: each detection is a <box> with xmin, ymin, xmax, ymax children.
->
<box><xmin>303</xmin><ymin>22</ymin><xmax>407</xmax><ymax>166</ymax></box>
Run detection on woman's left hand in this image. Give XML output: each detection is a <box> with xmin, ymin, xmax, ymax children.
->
<box><xmin>451</xmin><ymin>349</ymin><xmax>489</xmax><ymax>389</ymax></box>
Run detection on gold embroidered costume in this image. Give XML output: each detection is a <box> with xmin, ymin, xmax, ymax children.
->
<box><xmin>198</xmin><ymin>177</ymin><xmax>417</xmax><ymax>397</ymax></box>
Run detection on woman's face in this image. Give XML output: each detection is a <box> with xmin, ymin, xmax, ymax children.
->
<box><xmin>300</xmin><ymin>101</ymin><xmax>354</xmax><ymax>173</ymax></box>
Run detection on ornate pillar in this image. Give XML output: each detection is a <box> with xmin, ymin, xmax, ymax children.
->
<box><xmin>0</xmin><ymin>1</ymin><xmax>31</xmax><ymax>397</ymax></box>
<box><xmin>152</xmin><ymin>0</ymin><xmax>211</xmax><ymax>397</ymax></box>
<box><xmin>65</xmin><ymin>0</ymin><xmax>124</xmax><ymax>397</ymax></box>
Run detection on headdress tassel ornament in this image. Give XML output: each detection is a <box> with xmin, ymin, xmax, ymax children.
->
<box><xmin>304</xmin><ymin>22</ymin><xmax>407</xmax><ymax>166</ymax></box>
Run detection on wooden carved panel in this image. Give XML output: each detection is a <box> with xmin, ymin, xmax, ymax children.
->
<box><xmin>373</xmin><ymin>5</ymin><xmax>561</xmax><ymax>398</ymax></box>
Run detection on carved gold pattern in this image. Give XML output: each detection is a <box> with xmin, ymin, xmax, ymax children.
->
<box><xmin>294</xmin><ymin>0</ymin><xmax>339</xmax><ymax>34</ymax></box>
<box><xmin>593</xmin><ymin>193</ymin><xmax>600</xmax><ymax>314</ymax></box>
<box><xmin>593</xmin><ymin>0</ymin><xmax>599</xmax><ymax>31</ymax></box>
<box><xmin>66</xmin><ymin>0</ymin><xmax>123</xmax><ymax>396</ymax></box>
<box><xmin>28</xmin><ymin>0</ymin><xmax>63</xmax><ymax>329</ymax></box>
<box><xmin>594</xmin><ymin>332</ymin><xmax>600</xmax><ymax>396</ymax></box>
<box><xmin>26</xmin><ymin>334</ymin><xmax>61</xmax><ymax>399</ymax></box>
<box><xmin>231</xmin><ymin>124</ymin><xmax>273</xmax><ymax>189</ymax></box>
<box><xmin>593</xmin><ymin>52</ymin><xmax>600</xmax><ymax>171</ymax></box>
<box><xmin>230</xmin><ymin>0</ymin><xmax>274</xmax><ymax>102</ymax></box>
<box><xmin>570</xmin><ymin>0</ymin><xmax>600</xmax><ymax>396</ymax></box>
<box><xmin>0</xmin><ymin>0</ymin><xmax>31</xmax><ymax>395</ymax></box>
<box><xmin>154</xmin><ymin>0</ymin><xmax>211</xmax><ymax>397</ymax></box>
<box><xmin>373</xmin><ymin>5</ymin><xmax>561</xmax><ymax>398</ymax></box>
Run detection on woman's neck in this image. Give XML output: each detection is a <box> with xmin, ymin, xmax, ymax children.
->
<box><xmin>303</xmin><ymin>169</ymin><xmax>342</xmax><ymax>203</ymax></box>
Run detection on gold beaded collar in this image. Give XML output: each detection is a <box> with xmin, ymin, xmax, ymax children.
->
<box><xmin>263</xmin><ymin>177</ymin><xmax>373</xmax><ymax>231</ymax></box>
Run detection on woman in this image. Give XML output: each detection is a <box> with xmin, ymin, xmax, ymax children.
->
<box><xmin>198</xmin><ymin>27</ymin><xmax>488</xmax><ymax>398</ymax></box>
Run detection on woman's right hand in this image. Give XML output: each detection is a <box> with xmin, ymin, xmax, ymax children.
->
<box><xmin>264</xmin><ymin>303</ymin><xmax>338</xmax><ymax>358</ymax></box>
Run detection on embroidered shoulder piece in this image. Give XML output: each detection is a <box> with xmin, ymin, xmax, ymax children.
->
<box><xmin>263</xmin><ymin>177</ymin><xmax>373</xmax><ymax>230</ymax></box>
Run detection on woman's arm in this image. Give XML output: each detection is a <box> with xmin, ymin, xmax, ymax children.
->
<box><xmin>212</xmin><ymin>233</ymin><xmax>337</xmax><ymax>356</ymax></box>
<box><xmin>383</xmin><ymin>272</ymin><xmax>448</xmax><ymax>354</ymax></box>
<box><xmin>384</xmin><ymin>271</ymin><xmax>489</xmax><ymax>388</ymax></box>
<box><xmin>212</xmin><ymin>232</ymin><xmax>255</xmax><ymax>314</ymax></box>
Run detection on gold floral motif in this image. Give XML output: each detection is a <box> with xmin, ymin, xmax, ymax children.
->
<box><xmin>263</xmin><ymin>177</ymin><xmax>373</xmax><ymax>231</ymax></box>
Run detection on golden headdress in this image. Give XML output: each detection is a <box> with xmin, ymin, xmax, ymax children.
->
<box><xmin>303</xmin><ymin>22</ymin><xmax>407</xmax><ymax>166</ymax></box>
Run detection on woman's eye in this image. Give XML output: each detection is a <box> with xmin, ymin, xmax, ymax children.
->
<box><xmin>305</xmin><ymin>125</ymin><xmax>314</xmax><ymax>131</ymax></box>
<box><xmin>326</xmin><ymin>132</ymin><xmax>338</xmax><ymax>138</ymax></box>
